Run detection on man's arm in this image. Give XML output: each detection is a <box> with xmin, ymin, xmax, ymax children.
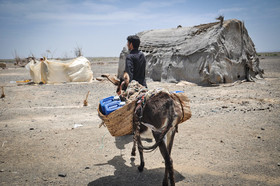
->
<box><xmin>125</xmin><ymin>55</ymin><xmax>133</xmax><ymax>81</ymax></box>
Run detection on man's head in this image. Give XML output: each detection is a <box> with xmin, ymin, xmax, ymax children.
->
<box><xmin>127</xmin><ymin>35</ymin><xmax>140</xmax><ymax>51</ymax></box>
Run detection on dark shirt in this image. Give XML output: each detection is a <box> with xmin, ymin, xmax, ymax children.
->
<box><xmin>125</xmin><ymin>49</ymin><xmax>147</xmax><ymax>87</ymax></box>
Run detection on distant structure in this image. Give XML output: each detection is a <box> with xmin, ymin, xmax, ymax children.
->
<box><xmin>118</xmin><ymin>19</ymin><xmax>263</xmax><ymax>84</ymax></box>
<box><xmin>216</xmin><ymin>15</ymin><xmax>224</xmax><ymax>27</ymax></box>
<box><xmin>26</xmin><ymin>56</ymin><xmax>93</xmax><ymax>84</ymax></box>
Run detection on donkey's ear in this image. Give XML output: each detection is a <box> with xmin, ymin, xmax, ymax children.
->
<box><xmin>101</xmin><ymin>74</ymin><xmax>120</xmax><ymax>86</ymax></box>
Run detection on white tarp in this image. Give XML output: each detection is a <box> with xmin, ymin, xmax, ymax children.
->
<box><xmin>25</xmin><ymin>56</ymin><xmax>93</xmax><ymax>83</ymax></box>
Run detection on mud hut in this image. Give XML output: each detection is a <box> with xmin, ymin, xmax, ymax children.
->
<box><xmin>118</xmin><ymin>19</ymin><xmax>263</xmax><ymax>84</ymax></box>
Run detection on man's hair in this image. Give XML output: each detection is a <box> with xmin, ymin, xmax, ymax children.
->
<box><xmin>127</xmin><ymin>35</ymin><xmax>140</xmax><ymax>50</ymax></box>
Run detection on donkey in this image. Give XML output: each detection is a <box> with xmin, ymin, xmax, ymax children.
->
<box><xmin>132</xmin><ymin>91</ymin><xmax>179</xmax><ymax>186</ymax></box>
<box><xmin>115</xmin><ymin>77</ymin><xmax>189</xmax><ymax>186</ymax></box>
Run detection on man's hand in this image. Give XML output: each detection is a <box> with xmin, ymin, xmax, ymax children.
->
<box><xmin>123</xmin><ymin>72</ymin><xmax>130</xmax><ymax>86</ymax></box>
<box><xmin>117</xmin><ymin>81</ymin><xmax>125</xmax><ymax>95</ymax></box>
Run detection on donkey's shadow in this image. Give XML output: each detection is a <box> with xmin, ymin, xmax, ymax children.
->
<box><xmin>88</xmin><ymin>155</ymin><xmax>184</xmax><ymax>186</ymax></box>
<box><xmin>88</xmin><ymin>135</ymin><xmax>185</xmax><ymax>186</ymax></box>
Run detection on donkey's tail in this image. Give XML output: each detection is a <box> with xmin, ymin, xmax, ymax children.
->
<box><xmin>136</xmin><ymin>100</ymin><xmax>175</xmax><ymax>152</ymax></box>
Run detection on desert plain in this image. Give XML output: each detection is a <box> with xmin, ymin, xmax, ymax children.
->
<box><xmin>0</xmin><ymin>54</ymin><xmax>279</xmax><ymax>185</ymax></box>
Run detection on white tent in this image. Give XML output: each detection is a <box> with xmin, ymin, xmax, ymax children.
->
<box><xmin>25</xmin><ymin>56</ymin><xmax>93</xmax><ymax>84</ymax></box>
<box><xmin>118</xmin><ymin>19</ymin><xmax>263</xmax><ymax>84</ymax></box>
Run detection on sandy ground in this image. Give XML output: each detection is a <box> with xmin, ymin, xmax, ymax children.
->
<box><xmin>0</xmin><ymin>56</ymin><xmax>279</xmax><ymax>186</ymax></box>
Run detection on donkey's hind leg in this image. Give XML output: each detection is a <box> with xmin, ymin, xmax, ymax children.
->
<box><xmin>133</xmin><ymin>118</ymin><xmax>145</xmax><ymax>172</ymax></box>
<box><xmin>136</xmin><ymin>134</ymin><xmax>145</xmax><ymax>172</ymax></box>
<box><xmin>167</xmin><ymin>125</ymin><xmax>178</xmax><ymax>154</ymax></box>
<box><xmin>131</xmin><ymin>133</ymin><xmax>136</xmax><ymax>156</ymax></box>
<box><xmin>158</xmin><ymin>140</ymin><xmax>175</xmax><ymax>186</ymax></box>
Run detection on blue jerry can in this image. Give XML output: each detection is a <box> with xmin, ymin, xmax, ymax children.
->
<box><xmin>100</xmin><ymin>96</ymin><xmax>115</xmax><ymax>114</ymax></box>
<box><xmin>172</xmin><ymin>91</ymin><xmax>184</xmax><ymax>93</ymax></box>
<box><xmin>104</xmin><ymin>101</ymin><xmax>125</xmax><ymax>115</ymax></box>
<box><xmin>100</xmin><ymin>96</ymin><xmax>124</xmax><ymax>115</ymax></box>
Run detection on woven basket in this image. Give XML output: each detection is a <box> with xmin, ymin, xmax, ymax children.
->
<box><xmin>171</xmin><ymin>92</ymin><xmax>192</xmax><ymax>123</ymax></box>
<box><xmin>98</xmin><ymin>92</ymin><xmax>191</xmax><ymax>137</ymax></box>
<box><xmin>97</xmin><ymin>100</ymin><xmax>136</xmax><ymax>136</ymax></box>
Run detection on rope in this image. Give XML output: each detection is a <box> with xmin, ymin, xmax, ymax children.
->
<box><xmin>99</xmin><ymin>132</ymin><xmax>108</xmax><ymax>149</ymax></box>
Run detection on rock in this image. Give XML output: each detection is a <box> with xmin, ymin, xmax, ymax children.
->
<box><xmin>0</xmin><ymin>63</ymin><xmax>6</xmax><ymax>69</ymax></box>
<box><xmin>58</xmin><ymin>173</ymin><xmax>67</xmax><ymax>177</ymax></box>
<box><xmin>29</xmin><ymin>128</ymin><xmax>34</xmax><ymax>130</ymax></box>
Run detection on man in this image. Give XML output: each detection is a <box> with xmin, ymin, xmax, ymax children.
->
<box><xmin>124</xmin><ymin>35</ymin><xmax>147</xmax><ymax>87</ymax></box>
<box><xmin>117</xmin><ymin>35</ymin><xmax>147</xmax><ymax>96</ymax></box>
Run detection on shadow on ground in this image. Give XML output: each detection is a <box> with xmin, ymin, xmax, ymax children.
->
<box><xmin>88</xmin><ymin>154</ymin><xmax>275</xmax><ymax>186</ymax></box>
<box><xmin>88</xmin><ymin>155</ymin><xmax>185</xmax><ymax>186</ymax></box>
<box><xmin>88</xmin><ymin>135</ymin><xmax>184</xmax><ymax>186</ymax></box>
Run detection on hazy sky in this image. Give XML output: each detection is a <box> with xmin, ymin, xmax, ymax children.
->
<box><xmin>0</xmin><ymin>0</ymin><xmax>279</xmax><ymax>59</ymax></box>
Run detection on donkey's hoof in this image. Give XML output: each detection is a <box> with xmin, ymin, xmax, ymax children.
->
<box><xmin>131</xmin><ymin>151</ymin><xmax>136</xmax><ymax>156</ymax></box>
<box><xmin>162</xmin><ymin>179</ymin><xmax>169</xmax><ymax>186</ymax></box>
<box><xmin>138</xmin><ymin>166</ymin><xmax>144</xmax><ymax>172</ymax></box>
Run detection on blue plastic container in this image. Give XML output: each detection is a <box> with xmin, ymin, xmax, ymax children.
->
<box><xmin>104</xmin><ymin>101</ymin><xmax>124</xmax><ymax>115</ymax></box>
<box><xmin>100</xmin><ymin>96</ymin><xmax>114</xmax><ymax>113</ymax></box>
<box><xmin>172</xmin><ymin>91</ymin><xmax>184</xmax><ymax>94</ymax></box>
<box><xmin>100</xmin><ymin>96</ymin><xmax>124</xmax><ymax>115</ymax></box>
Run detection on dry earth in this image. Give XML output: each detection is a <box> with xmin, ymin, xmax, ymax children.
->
<box><xmin>0</xmin><ymin>56</ymin><xmax>279</xmax><ymax>186</ymax></box>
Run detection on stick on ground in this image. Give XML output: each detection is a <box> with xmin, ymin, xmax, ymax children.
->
<box><xmin>83</xmin><ymin>91</ymin><xmax>90</xmax><ymax>106</ymax></box>
<box><xmin>1</xmin><ymin>87</ymin><xmax>5</xmax><ymax>98</ymax></box>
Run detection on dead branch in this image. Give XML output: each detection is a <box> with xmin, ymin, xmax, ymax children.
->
<box><xmin>83</xmin><ymin>91</ymin><xmax>90</xmax><ymax>106</ymax></box>
<box><xmin>1</xmin><ymin>87</ymin><xmax>5</xmax><ymax>98</ymax></box>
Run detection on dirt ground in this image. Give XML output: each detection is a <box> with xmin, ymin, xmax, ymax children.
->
<box><xmin>0</xmin><ymin>56</ymin><xmax>279</xmax><ymax>186</ymax></box>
